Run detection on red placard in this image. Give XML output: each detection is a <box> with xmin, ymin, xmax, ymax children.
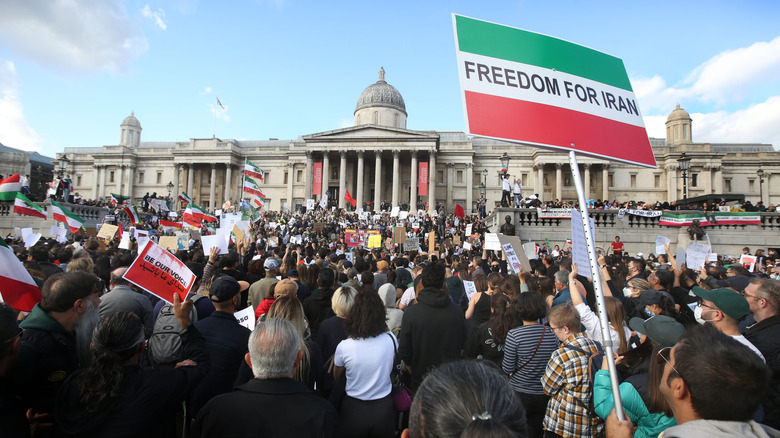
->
<box><xmin>312</xmin><ymin>162</ymin><xmax>322</xmax><ymax>196</ymax></box>
<box><xmin>123</xmin><ymin>241</ymin><xmax>196</xmax><ymax>303</ymax></box>
<box><xmin>418</xmin><ymin>162</ymin><xmax>428</xmax><ymax>196</ymax></box>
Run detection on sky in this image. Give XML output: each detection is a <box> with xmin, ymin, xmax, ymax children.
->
<box><xmin>1</xmin><ymin>0</ymin><xmax>779</xmax><ymax>159</ymax></box>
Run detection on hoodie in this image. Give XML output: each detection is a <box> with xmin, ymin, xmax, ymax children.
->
<box><xmin>302</xmin><ymin>288</ymin><xmax>335</xmax><ymax>340</ymax></box>
<box><xmin>661</xmin><ymin>419</ymin><xmax>780</xmax><ymax>438</ymax></box>
<box><xmin>399</xmin><ymin>287</ymin><xmax>466</xmax><ymax>390</ymax></box>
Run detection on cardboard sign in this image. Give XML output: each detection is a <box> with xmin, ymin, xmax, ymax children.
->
<box><xmin>97</xmin><ymin>224</ymin><xmax>118</xmax><ymax>240</ymax></box>
<box><xmin>394</xmin><ymin>226</ymin><xmax>407</xmax><ymax>244</ymax></box>
<box><xmin>314</xmin><ymin>222</ymin><xmax>324</xmax><ymax>233</ymax></box>
<box><xmin>405</xmin><ymin>237</ymin><xmax>420</xmax><ymax>252</ymax></box>
<box><xmin>503</xmin><ymin>242</ymin><xmax>523</xmax><ymax>274</ymax></box>
<box><xmin>232</xmin><ymin>225</ymin><xmax>245</xmax><ymax>246</ymax></box>
<box><xmin>428</xmin><ymin>231</ymin><xmax>436</xmax><ymax>254</ymax></box>
<box><xmin>463</xmin><ymin>280</ymin><xmax>478</xmax><ymax>301</ymax></box>
<box><xmin>176</xmin><ymin>234</ymin><xmax>189</xmax><ymax>250</ymax></box>
<box><xmin>158</xmin><ymin>235</ymin><xmax>178</xmax><ymax>251</ymax></box>
<box><xmin>234</xmin><ymin>306</ymin><xmax>255</xmax><ymax>330</ymax></box>
<box><xmin>367</xmin><ymin>234</ymin><xmax>382</xmax><ymax>248</ymax></box>
<box><xmin>123</xmin><ymin>241</ymin><xmax>196</xmax><ymax>303</ymax></box>
<box><xmin>498</xmin><ymin>235</ymin><xmax>531</xmax><ymax>274</ymax></box>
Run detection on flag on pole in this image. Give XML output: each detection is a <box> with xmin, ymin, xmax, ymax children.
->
<box><xmin>0</xmin><ymin>174</ymin><xmax>21</xmax><ymax>201</ymax></box>
<box><xmin>344</xmin><ymin>189</ymin><xmax>357</xmax><ymax>208</ymax></box>
<box><xmin>250</xmin><ymin>197</ymin><xmax>266</xmax><ymax>209</ymax></box>
<box><xmin>111</xmin><ymin>193</ymin><xmax>129</xmax><ymax>205</ymax></box>
<box><xmin>244</xmin><ymin>160</ymin><xmax>264</xmax><ymax>182</ymax></box>
<box><xmin>178</xmin><ymin>192</ymin><xmax>192</xmax><ymax>204</ymax></box>
<box><xmin>319</xmin><ymin>193</ymin><xmax>328</xmax><ymax>209</ymax></box>
<box><xmin>13</xmin><ymin>193</ymin><xmax>47</xmax><ymax>219</ymax></box>
<box><xmin>243</xmin><ymin>177</ymin><xmax>266</xmax><ymax>198</ymax></box>
<box><xmin>160</xmin><ymin>219</ymin><xmax>182</xmax><ymax>233</ymax></box>
<box><xmin>124</xmin><ymin>206</ymin><xmax>141</xmax><ymax>224</ymax></box>
<box><xmin>185</xmin><ymin>203</ymin><xmax>217</xmax><ymax>223</ymax></box>
<box><xmin>117</xmin><ymin>222</ymin><xmax>124</xmax><ymax>241</ymax></box>
<box><xmin>182</xmin><ymin>206</ymin><xmax>201</xmax><ymax>227</ymax></box>
<box><xmin>51</xmin><ymin>200</ymin><xmax>86</xmax><ymax>233</ymax></box>
<box><xmin>0</xmin><ymin>238</ymin><xmax>42</xmax><ymax>312</ymax></box>
<box><xmin>454</xmin><ymin>204</ymin><xmax>465</xmax><ymax>218</ymax></box>
<box><xmin>216</xmin><ymin>97</ymin><xmax>225</xmax><ymax>109</ymax></box>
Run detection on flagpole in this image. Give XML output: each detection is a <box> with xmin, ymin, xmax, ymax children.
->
<box><xmin>569</xmin><ymin>148</ymin><xmax>626</xmax><ymax>422</ymax></box>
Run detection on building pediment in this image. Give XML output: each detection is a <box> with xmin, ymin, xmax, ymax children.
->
<box><xmin>302</xmin><ymin>124</ymin><xmax>439</xmax><ymax>143</ymax></box>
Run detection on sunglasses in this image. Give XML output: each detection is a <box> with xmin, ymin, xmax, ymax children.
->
<box><xmin>656</xmin><ymin>346</ymin><xmax>680</xmax><ymax>377</ymax></box>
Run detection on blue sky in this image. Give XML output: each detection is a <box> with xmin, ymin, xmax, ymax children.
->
<box><xmin>1</xmin><ymin>0</ymin><xmax>779</xmax><ymax>158</ymax></box>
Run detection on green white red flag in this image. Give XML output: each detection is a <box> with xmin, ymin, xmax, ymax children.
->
<box><xmin>0</xmin><ymin>238</ymin><xmax>42</xmax><ymax>312</ymax></box>
<box><xmin>13</xmin><ymin>192</ymin><xmax>47</xmax><ymax>219</ymax></box>
<box><xmin>51</xmin><ymin>200</ymin><xmax>86</xmax><ymax>233</ymax></box>
<box><xmin>111</xmin><ymin>193</ymin><xmax>129</xmax><ymax>205</ymax></box>
<box><xmin>453</xmin><ymin>15</ymin><xmax>656</xmax><ymax>168</ymax></box>
<box><xmin>183</xmin><ymin>203</ymin><xmax>216</xmax><ymax>226</ymax></box>
<box><xmin>244</xmin><ymin>160</ymin><xmax>264</xmax><ymax>182</ymax></box>
<box><xmin>0</xmin><ymin>174</ymin><xmax>21</xmax><ymax>201</ymax></box>
<box><xmin>250</xmin><ymin>196</ymin><xmax>266</xmax><ymax>209</ymax></box>
<box><xmin>179</xmin><ymin>192</ymin><xmax>192</xmax><ymax>204</ymax></box>
<box><xmin>124</xmin><ymin>205</ymin><xmax>141</xmax><ymax>224</ymax></box>
<box><xmin>243</xmin><ymin>177</ymin><xmax>266</xmax><ymax>198</ymax></box>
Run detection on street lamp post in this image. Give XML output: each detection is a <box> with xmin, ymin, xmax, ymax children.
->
<box><xmin>757</xmin><ymin>169</ymin><xmax>765</xmax><ymax>204</ymax></box>
<box><xmin>58</xmin><ymin>155</ymin><xmax>69</xmax><ymax>178</ymax></box>
<box><xmin>167</xmin><ymin>181</ymin><xmax>174</xmax><ymax>197</ymax></box>
<box><xmin>500</xmin><ymin>152</ymin><xmax>511</xmax><ymax>175</ymax></box>
<box><xmin>482</xmin><ymin>169</ymin><xmax>488</xmax><ymax>196</ymax></box>
<box><xmin>677</xmin><ymin>152</ymin><xmax>692</xmax><ymax>200</ymax></box>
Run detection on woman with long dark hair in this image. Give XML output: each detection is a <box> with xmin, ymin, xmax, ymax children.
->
<box><xmin>56</xmin><ymin>295</ymin><xmax>208</xmax><ymax>438</ymax></box>
<box><xmin>334</xmin><ymin>290</ymin><xmax>396</xmax><ymax>438</ymax></box>
<box><xmin>464</xmin><ymin>293</ymin><xmax>515</xmax><ymax>367</ymax></box>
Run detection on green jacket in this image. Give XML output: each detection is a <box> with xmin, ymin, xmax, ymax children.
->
<box><xmin>593</xmin><ymin>369</ymin><xmax>677</xmax><ymax>438</ymax></box>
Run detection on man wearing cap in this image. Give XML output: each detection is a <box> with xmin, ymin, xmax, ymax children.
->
<box><xmin>374</xmin><ymin>259</ymin><xmax>389</xmax><ymax>292</ymax></box>
<box><xmin>189</xmin><ymin>276</ymin><xmax>251</xmax><ymax>420</ymax></box>
<box><xmin>744</xmin><ymin>278</ymin><xmax>780</xmax><ymax>429</ymax></box>
<box><xmin>691</xmin><ymin>287</ymin><xmax>764</xmax><ymax>360</ymax></box>
<box><xmin>249</xmin><ymin>258</ymin><xmax>280</xmax><ymax>313</ymax></box>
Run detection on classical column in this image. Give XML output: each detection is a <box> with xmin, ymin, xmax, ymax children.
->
<box><xmin>126</xmin><ymin>164</ymin><xmax>135</xmax><ymax>203</ymax></box>
<box><xmin>428</xmin><ymin>151</ymin><xmax>437</xmax><ymax>214</ymax></box>
<box><xmin>118</xmin><ymin>165</ymin><xmax>125</xmax><ymax>196</ymax></box>
<box><xmin>583</xmin><ymin>163</ymin><xmax>591</xmax><ymax>199</ymax></box>
<box><xmin>374</xmin><ymin>150</ymin><xmax>382</xmax><ymax>211</ymax></box>
<box><xmin>702</xmin><ymin>165</ymin><xmax>712</xmax><ymax>195</ymax></box>
<box><xmin>713</xmin><ymin>166</ymin><xmax>723</xmax><ymax>193</ymax></box>
<box><xmin>101</xmin><ymin>166</ymin><xmax>108</xmax><ymax>199</ymax></box>
<box><xmin>339</xmin><ymin>151</ymin><xmax>347</xmax><ymax>209</ymax></box>
<box><xmin>305</xmin><ymin>151</ymin><xmax>313</xmax><ymax>201</ymax></box>
<box><xmin>187</xmin><ymin>164</ymin><xmax>194</xmax><ymax>197</ymax></box>
<box><xmin>446</xmin><ymin>163</ymin><xmax>454</xmax><ymax>211</ymax></box>
<box><xmin>322</xmin><ymin>151</ymin><xmax>330</xmax><ymax>200</ymax></box>
<box><xmin>466</xmin><ymin>162</ymin><xmax>474</xmax><ymax>214</ymax></box>
<box><xmin>533</xmin><ymin>165</ymin><xmax>542</xmax><ymax>196</ymax></box>
<box><xmin>356</xmin><ymin>152</ymin><xmax>365</xmax><ymax>210</ymax></box>
<box><xmin>209</xmin><ymin>163</ymin><xmax>217</xmax><ymax>211</ymax></box>
<box><xmin>667</xmin><ymin>165</ymin><xmax>678</xmax><ymax>201</ymax></box>
<box><xmin>287</xmin><ymin>162</ymin><xmax>294</xmax><ymax>212</ymax></box>
<box><xmin>92</xmin><ymin>165</ymin><xmax>99</xmax><ymax>198</ymax></box>
<box><xmin>602</xmin><ymin>164</ymin><xmax>610</xmax><ymax>201</ymax></box>
<box><xmin>173</xmin><ymin>164</ymin><xmax>181</xmax><ymax>205</ymax></box>
<box><xmin>409</xmin><ymin>151</ymin><xmax>418</xmax><ymax>209</ymax></box>
<box><xmin>555</xmin><ymin>163</ymin><xmax>563</xmax><ymax>200</ymax></box>
<box><xmin>224</xmin><ymin>164</ymin><xmax>233</xmax><ymax>203</ymax></box>
<box><xmin>391</xmin><ymin>149</ymin><xmax>400</xmax><ymax>208</ymax></box>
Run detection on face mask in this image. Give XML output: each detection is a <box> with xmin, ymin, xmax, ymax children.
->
<box><xmin>623</xmin><ymin>287</ymin><xmax>633</xmax><ymax>297</ymax></box>
<box><xmin>694</xmin><ymin>304</ymin><xmax>716</xmax><ymax>325</ymax></box>
<box><xmin>491</xmin><ymin>266</ymin><xmax>500</xmax><ymax>272</ymax></box>
<box><xmin>643</xmin><ymin>308</ymin><xmax>655</xmax><ymax>318</ymax></box>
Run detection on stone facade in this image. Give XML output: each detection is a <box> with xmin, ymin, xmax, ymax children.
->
<box><xmin>57</xmin><ymin>70</ymin><xmax>779</xmax><ymax>212</ymax></box>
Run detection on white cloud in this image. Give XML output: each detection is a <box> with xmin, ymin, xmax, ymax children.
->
<box><xmin>338</xmin><ymin>118</ymin><xmax>353</xmax><ymax>129</ymax></box>
<box><xmin>141</xmin><ymin>5</ymin><xmax>167</xmax><ymax>30</ymax></box>
<box><xmin>199</xmin><ymin>86</ymin><xmax>213</xmax><ymax>95</ymax></box>
<box><xmin>0</xmin><ymin>60</ymin><xmax>41</xmax><ymax>152</ymax></box>
<box><xmin>691</xmin><ymin>97</ymin><xmax>780</xmax><ymax>148</ymax></box>
<box><xmin>210</xmin><ymin>104</ymin><xmax>230</xmax><ymax>122</ymax></box>
<box><xmin>0</xmin><ymin>0</ymin><xmax>148</xmax><ymax>73</ymax></box>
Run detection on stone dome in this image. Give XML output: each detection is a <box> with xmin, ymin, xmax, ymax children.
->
<box><xmin>122</xmin><ymin>111</ymin><xmax>142</xmax><ymax>128</ymax></box>
<box><xmin>354</xmin><ymin>68</ymin><xmax>407</xmax><ymax>115</ymax></box>
<box><xmin>666</xmin><ymin>104</ymin><xmax>691</xmax><ymax>123</ymax></box>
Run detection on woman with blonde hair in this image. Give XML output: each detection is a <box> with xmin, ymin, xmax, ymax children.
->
<box><xmin>266</xmin><ymin>295</ymin><xmax>322</xmax><ymax>389</ymax></box>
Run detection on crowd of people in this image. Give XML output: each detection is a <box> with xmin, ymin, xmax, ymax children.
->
<box><xmin>2</xmin><ymin>201</ymin><xmax>780</xmax><ymax>438</ymax></box>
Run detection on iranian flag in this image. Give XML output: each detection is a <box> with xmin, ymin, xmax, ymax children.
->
<box><xmin>179</xmin><ymin>192</ymin><xmax>192</xmax><ymax>204</ymax></box>
<box><xmin>51</xmin><ymin>200</ymin><xmax>86</xmax><ymax>233</ymax></box>
<box><xmin>453</xmin><ymin>15</ymin><xmax>656</xmax><ymax>168</ymax></box>
<box><xmin>243</xmin><ymin>177</ymin><xmax>266</xmax><ymax>198</ymax></box>
<box><xmin>160</xmin><ymin>219</ymin><xmax>182</xmax><ymax>232</ymax></box>
<box><xmin>182</xmin><ymin>206</ymin><xmax>201</xmax><ymax>227</ymax></box>
<box><xmin>0</xmin><ymin>174</ymin><xmax>21</xmax><ymax>201</ymax></box>
<box><xmin>13</xmin><ymin>193</ymin><xmax>47</xmax><ymax>219</ymax></box>
<box><xmin>0</xmin><ymin>238</ymin><xmax>42</xmax><ymax>312</ymax></box>
<box><xmin>111</xmin><ymin>193</ymin><xmax>129</xmax><ymax>205</ymax></box>
<box><xmin>250</xmin><ymin>196</ymin><xmax>266</xmax><ymax>209</ymax></box>
<box><xmin>184</xmin><ymin>203</ymin><xmax>216</xmax><ymax>224</ymax></box>
<box><xmin>124</xmin><ymin>206</ymin><xmax>141</xmax><ymax>224</ymax></box>
<box><xmin>244</xmin><ymin>160</ymin><xmax>264</xmax><ymax>182</ymax></box>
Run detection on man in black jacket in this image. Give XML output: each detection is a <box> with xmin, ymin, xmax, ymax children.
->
<box><xmin>743</xmin><ymin>278</ymin><xmax>780</xmax><ymax>429</ymax></box>
<box><xmin>191</xmin><ymin>318</ymin><xmax>339</xmax><ymax>438</ymax></box>
<box><xmin>399</xmin><ymin>262</ymin><xmax>466</xmax><ymax>391</ymax></box>
<box><xmin>302</xmin><ymin>268</ymin><xmax>336</xmax><ymax>340</ymax></box>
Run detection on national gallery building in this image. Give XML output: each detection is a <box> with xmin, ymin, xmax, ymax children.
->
<box><xmin>58</xmin><ymin>69</ymin><xmax>778</xmax><ymax>213</ymax></box>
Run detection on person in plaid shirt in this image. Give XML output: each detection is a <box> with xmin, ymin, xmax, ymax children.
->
<box><xmin>542</xmin><ymin>303</ymin><xmax>605</xmax><ymax>438</ymax></box>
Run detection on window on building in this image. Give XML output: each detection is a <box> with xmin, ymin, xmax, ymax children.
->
<box><xmin>522</xmin><ymin>174</ymin><xmax>528</xmax><ymax>186</ymax></box>
<box><xmin>457</xmin><ymin>170</ymin><xmax>463</xmax><ymax>183</ymax></box>
<box><xmin>109</xmin><ymin>171</ymin><xmax>115</xmax><ymax>183</ymax></box>
<box><xmin>437</xmin><ymin>170</ymin><xmax>444</xmax><ymax>183</ymax></box>
<box><xmin>691</xmin><ymin>174</ymin><xmax>698</xmax><ymax>187</ymax></box>
<box><xmin>683</xmin><ymin>125</ymin><xmax>688</xmax><ymax>140</ymax></box>
<box><xmin>332</xmin><ymin>167</ymin><xmax>338</xmax><ymax>180</ymax></box>
<box><xmin>654</xmin><ymin>174</ymin><xmax>661</xmax><ymax>188</ymax></box>
<box><xmin>749</xmin><ymin>179</ymin><xmax>755</xmax><ymax>192</ymax></box>
<box><xmin>157</xmin><ymin>172</ymin><xmax>162</xmax><ymax>184</ymax></box>
<box><xmin>563</xmin><ymin>175</ymin><xmax>571</xmax><ymax>187</ymax></box>
<box><xmin>373</xmin><ymin>111</ymin><xmax>378</xmax><ymax>124</ymax></box>
<box><xmin>296</xmin><ymin>170</ymin><xmax>303</xmax><ymax>183</ymax></box>
<box><xmin>76</xmin><ymin>175</ymin><xmax>82</xmax><ymax>186</ymax></box>
<box><xmin>630</xmin><ymin>174</ymin><xmax>637</xmax><ymax>188</ymax></box>
<box><xmin>138</xmin><ymin>172</ymin><xmax>144</xmax><ymax>184</ymax></box>
<box><xmin>608</xmin><ymin>174</ymin><xmax>614</xmax><ymax>188</ymax></box>
<box><xmin>725</xmin><ymin>179</ymin><xmax>732</xmax><ymax>192</ymax></box>
<box><xmin>284</xmin><ymin>172</ymin><xmax>288</xmax><ymax>185</ymax></box>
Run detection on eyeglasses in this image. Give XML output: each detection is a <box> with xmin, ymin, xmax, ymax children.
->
<box><xmin>697</xmin><ymin>300</ymin><xmax>717</xmax><ymax>310</ymax></box>
<box><xmin>656</xmin><ymin>347</ymin><xmax>680</xmax><ymax>378</ymax></box>
<box><xmin>740</xmin><ymin>290</ymin><xmax>764</xmax><ymax>301</ymax></box>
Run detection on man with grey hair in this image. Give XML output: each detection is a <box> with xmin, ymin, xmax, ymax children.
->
<box><xmin>99</xmin><ymin>267</ymin><xmax>154</xmax><ymax>338</ymax></box>
<box><xmin>191</xmin><ymin>318</ymin><xmax>340</xmax><ymax>438</ymax></box>
<box><xmin>743</xmin><ymin>278</ymin><xmax>780</xmax><ymax>429</ymax></box>
<box><xmin>550</xmin><ymin>269</ymin><xmax>573</xmax><ymax>307</ymax></box>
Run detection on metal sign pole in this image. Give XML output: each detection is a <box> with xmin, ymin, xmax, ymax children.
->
<box><xmin>568</xmin><ymin>149</ymin><xmax>626</xmax><ymax>421</ymax></box>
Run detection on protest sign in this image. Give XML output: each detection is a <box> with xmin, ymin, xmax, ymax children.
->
<box><xmin>656</xmin><ymin>236</ymin><xmax>671</xmax><ymax>255</ymax></box>
<box><xmin>428</xmin><ymin>231</ymin><xmax>436</xmax><ymax>254</ymax></box>
<box><xmin>740</xmin><ymin>254</ymin><xmax>757</xmax><ymax>272</ymax></box>
<box><xmin>405</xmin><ymin>237</ymin><xmax>420</xmax><ymax>252</ymax></box>
<box><xmin>570</xmin><ymin>209</ymin><xmax>595</xmax><ymax>278</ymax></box>
<box><xmin>23</xmin><ymin>233</ymin><xmax>41</xmax><ymax>248</ymax></box>
<box><xmin>686</xmin><ymin>243</ymin><xmax>709</xmax><ymax>270</ymax></box>
<box><xmin>503</xmin><ymin>242</ymin><xmax>523</xmax><ymax>274</ymax></box>
<box><xmin>498</xmin><ymin>235</ymin><xmax>531</xmax><ymax>273</ymax></box>
<box><xmin>523</xmin><ymin>242</ymin><xmax>538</xmax><ymax>260</ymax></box>
<box><xmin>97</xmin><ymin>224</ymin><xmax>118</xmax><ymax>240</ymax></box>
<box><xmin>394</xmin><ymin>226</ymin><xmax>407</xmax><ymax>244</ymax></box>
<box><xmin>306</xmin><ymin>199</ymin><xmax>315</xmax><ymax>210</ymax></box>
<box><xmin>202</xmin><ymin>235</ymin><xmax>228</xmax><ymax>255</ymax></box>
<box><xmin>234</xmin><ymin>307</ymin><xmax>255</xmax><ymax>330</ymax></box>
<box><xmin>123</xmin><ymin>241</ymin><xmax>196</xmax><ymax>303</ymax></box>
<box><xmin>465</xmin><ymin>224</ymin><xmax>473</xmax><ymax>236</ymax></box>
<box><xmin>463</xmin><ymin>280</ymin><xmax>478</xmax><ymax>301</ymax></box>
<box><xmin>158</xmin><ymin>236</ymin><xmax>178</xmax><ymax>251</ymax></box>
<box><xmin>118</xmin><ymin>233</ymin><xmax>132</xmax><ymax>250</ymax></box>
<box><xmin>676</xmin><ymin>246</ymin><xmax>686</xmax><ymax>268</ymax></box>
<box><xmin>453</xmin><ymin>14</ymin><xmax>655</xmax><ymax>167</ymax></box>
<box><xmin>368</xmin><ymin>234</ymin><xmax>382</xmax><ymax>248</ymax></box>
<box><xmin>463</xmin><ymin>241</ymin><xmax>472</xmax><ymax>250</ymax></box>
<box><xmin>484</xmin><ymin>233</ymin><xmax>502</xmax><ymax>251</ymax></box>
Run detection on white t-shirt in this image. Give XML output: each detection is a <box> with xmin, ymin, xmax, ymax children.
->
<box><xmin>575</xmin><ymin>303</ymin><xmax>631</xmax><ymax>350</ymax></box>
<box><xmin>400</xmin><ymin>286</ymin><xmax>416</xmax><ymax>307</ymax></box>
<box><xmin>732</xmin><ymin>334</ymin><xmax>766</xmax><ymax>362</ymax></box>
<box><xmin>334</xmin><ymin>332</ymin><xmax>396</xmax><ymax>400</ymax></box>
<box><xmin>513</xmin><ymin>181</ymin><xmax>522</xmax><ymax>194</ymax></box>
<box><xmin>503</xmin><ymin>177</ymin><xmax>511</xmax><ymax>191</ymax></box>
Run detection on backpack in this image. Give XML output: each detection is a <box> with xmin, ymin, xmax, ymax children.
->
<box><xmin>147</xmin><ymin>294</ymin><xmax>204</xmax><ymax>367</ymax></box>
<box><xmin>562</xmin><ymin>342</ymin><xmax>606</xmax><ymax>416</ymax></box>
